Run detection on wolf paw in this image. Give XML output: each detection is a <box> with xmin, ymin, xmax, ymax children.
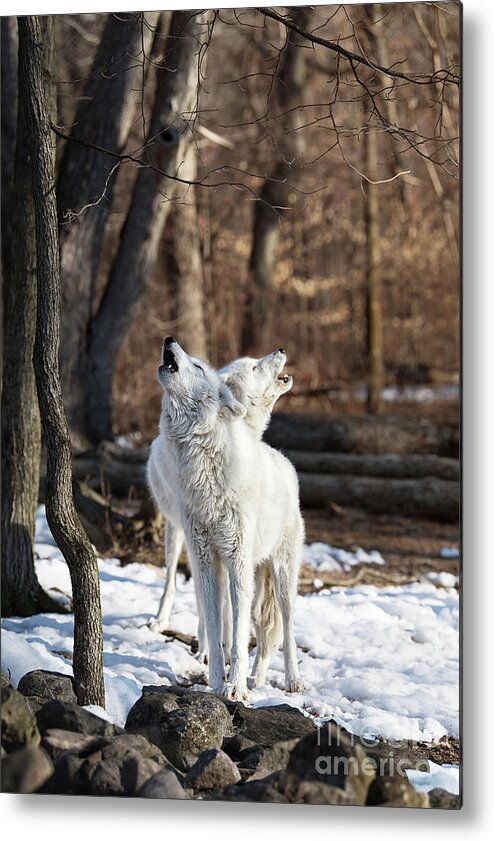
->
<box><xmin>247</xmin><ymin>674</ymin><xmax>266</xmax><ymax>690</ymax></box>
<box><xmin>286</xmin><ymin>678</ymin><xmax>306</xmax><ymax>693</ymax></box>
<box><xmin>148</xmin><ymin>618</ymin><xmax>168</xmax><ymax>634</ymax></box>
<box><xmin>221</xmin><ymin>682</ymin><xmax>249</xmax><ymax>703</ymax></box>
<box><xmin>195</xmin><ymin>649</ymin><xmax>209</xmax><ymax>665</ymax></box>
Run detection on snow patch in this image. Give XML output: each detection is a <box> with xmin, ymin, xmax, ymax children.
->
<box><xmin>303</xmin><ymin>542</ymin><xmax>385</xmax><ymax>573</ymax></box>
<box><xmin>406</xmin><ymin>761</ymin><xmax>460</xmax><ymax>796</ymax></box>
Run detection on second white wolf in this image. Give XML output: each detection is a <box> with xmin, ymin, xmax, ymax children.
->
<box><xmin>150</xmin><ymin>338</ymin><xmax>305</xmax><ymax>700</ymax></box>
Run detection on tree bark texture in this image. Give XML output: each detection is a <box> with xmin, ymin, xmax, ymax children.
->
<box><xmin>86</xmin><ymin>10</ymin><xmax>209</xmax><ymax>442</ymax></box>
<box><xmin>56</xmin><ymin>12</ymin><xmax>160</xmax><ymax>438</ymax></box>
<box><xmin>265</xmin><ymin>413</ymin><xmax>459</xmax><ymax>457</ymax></box>
<box><xmin>1</xmin><ymin>16</ymin><xmax>62</xmax><ymax>617</ymax></box>
<box><xmin>165</xmin><ymin>144</ymin><xmax>208</xmax><ymax>359</ymax></box>
<box><xmin>18</xmin><ymin>15</ymin><xmax>105</xmax><ymax>706</ymax></box>
<box><xmin>243</xmin><ymin>5</ymin><xmax>310</xmax><ymax>353</ymax></box>
<box><xmin>299</xmin><ymin>473</ymin><xmax>458</xmax><ymax>522</ymax></box>
<box><xmin>1</xmin><ymin>17</ymin><xmax>18</xmax><ymax>219</ymax></box>
<box><xmin>361</xmin><ymin>6</ymin><xmax>384</xmax><ymax>414</ymax></box>
<box><xmin>364</xmin><ymin>119</ymin><xmax>384</xmax><ymax>414</ymax></box>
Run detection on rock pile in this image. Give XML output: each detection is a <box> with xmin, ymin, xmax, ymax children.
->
<box><xmin>1</xmin><ymin>670</ymin><xmax>460</xmax><ymax>808</ymax></box>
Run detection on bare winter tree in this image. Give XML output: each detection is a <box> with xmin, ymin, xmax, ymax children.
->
<box><xmin>164</xmin><ymin>144</ymin><xmax>208</xmax><ymax>359</ymax></box>
<box><xmin>55</xmin><ymin>10</ymin><xmax>210</xmax><ymax>442</ymax></box>
<box><xmin>1</xmin><ymin>17</ymin><xmax>62</xmax><ymax>616</ymax></box>
<box><xmin>56</xmin><ymin>11</ymin><xmax>161</xmax><ymax>440</ymax></box>
<box><xmin>86</xmin><ymin>10</ymin><xmax>210</xmax><ymax>442</ymax></box>
<box><xmin>360</xmin><ymin>4</ymin><xmax>385</xmax><ymax>414</ymax></box>
<box><xmin>242</xmin><ymin>5</ymin><xmax>310</xmax><ymax>353</ymax></box>
<box><xmin>17</xmin><ymin>14</ymin><xmax>105</xmax><ymax>705</ymax></box>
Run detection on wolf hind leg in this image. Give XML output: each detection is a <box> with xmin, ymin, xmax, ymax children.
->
<box><xmin>248</xmin><ymin>564</ymin><xmax>282</xmax><ymax>689</ymax></box>
<box><xmin>148</xmin><ymin>521</ymin><xmax>184</xmax><ymax>633</ymax></box>
<box><xmin>269</xmin><ymin>539</ymin><xmax>305</xmax><ymax>693</ymax></box>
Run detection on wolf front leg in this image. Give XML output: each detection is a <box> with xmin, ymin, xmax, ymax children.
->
<box><xmin>149</xmin><ymin>520</ymin><xmax>184</xmax><ymax>633</ymax></box>
<box><xmin>193</xmin><ymin>548</ymin><xmax>227</xmax><ymax>694</ymax></box>
<box><xmin>222</xmin><ymin>554</ymin><xmax>254</xmax><ymax>702</ymax></box>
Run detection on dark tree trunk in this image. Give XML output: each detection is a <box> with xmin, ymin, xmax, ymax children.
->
<box><xmin>18</xmin><ymin>15</ymin><xmax>105</xmax><ymax>706</ymax></box>
<box><xmin>86</xmin><ymin>10</ymin><xmax>209</xmax><ymax>442</ymax></box>
<box><xmin>56</xmin><ymin>12</ymin><xmax>160</xmax><ymax>441</ymax></box>
<box><xmin>1</xmin><ymin>17</ymin><xmax>18</xmax><ymax>218</ymax></box>
<box><xmin>364</xmin><ymin>117</ymin><xmax>384</xmax><ymax>414</ymax></box>
<box><xmin>1</xmin><ymin>16</ymin><xmax>62</xmax><ymax>617</ymax></box>
<box><xmin>242</xmin><ymin>6</ymin><xmax>309</xmax><ymax>353</ymax></box>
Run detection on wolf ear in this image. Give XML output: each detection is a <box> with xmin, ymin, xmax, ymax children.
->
<box><xmin>218</xmin><ymin>382</ymin><xmax>246</xmax><ymax>421</ymax></box>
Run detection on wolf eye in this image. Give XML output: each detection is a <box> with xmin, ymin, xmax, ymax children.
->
<box><xmin>194</xmin><ymin>363</ymin><xmax>205</xmax><ymax>374</ymax></box>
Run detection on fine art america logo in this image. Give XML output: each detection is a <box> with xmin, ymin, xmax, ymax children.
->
<box><xmin>314</xmin><ymin>723</ymin><xmax>430</xmax><ymax>778</ymax></box>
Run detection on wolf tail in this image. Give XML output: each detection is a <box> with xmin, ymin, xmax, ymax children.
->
<box><xmin>252</xmin><ymin>563</ymin><xmax>283</xmax><ymax>653</ymax></box>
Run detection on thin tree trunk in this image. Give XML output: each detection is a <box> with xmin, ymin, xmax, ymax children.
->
<box><xmin>364</xmin><ymin>117</ymin><xmax>384</xmax><ymax>414</ymax></box>
<box><xmin>166</xmin><ymin>145</ymin><xmax>207</xmax><ymax>358</ymax></box>
<box><xmin>1</xmin><ymin>16</ymin><xmax>62</xmax><ymax>617</ymax></box>
<box><xmin>86</xmin><ymin>10</ymin><xmax>209</xmax><ymax>442</ymax></box>
<box><xmin>242</xmin><ymin>6</ymin><xmax>309</xmax><ymax>353</ymax></box>
<box><xmin>1</xmin><ymin>17</ymin><xmax>18</xmax><ymax>220</ymax></box>
<box><xmin>18</xmin><ymin>15</ymin><xmax>105</xmax><ymax>706</ymax></box>
<box><xmin>56</xmin><ymin>12</ymin><xmax>161</xmax><ymax>441</ymax></box>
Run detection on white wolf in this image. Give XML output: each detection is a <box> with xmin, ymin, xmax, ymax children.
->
<box><xmin>153</xmin><ymin>337</ymin><xmax>304</xmax><ymax>701</ymax></box>
<box><xmin>147</xmin><ymin>348</ymin><xmax>292</xmax><ymax>655</ymax></box>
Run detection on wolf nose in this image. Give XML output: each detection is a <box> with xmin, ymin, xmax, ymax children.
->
<box><xmin>164</xmin><ymin>336</ymin><xmax>175</xmax><ymax>346</ymax></box>
<box><xmin>278</xmin><ymin>347</ymin><xmax>285</xmax><ymax>354</ymax></box>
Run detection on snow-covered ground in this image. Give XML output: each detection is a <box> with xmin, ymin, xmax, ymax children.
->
<box><xmin>303</xmin><ymin>542</ymin><xmax>385</xmax><ymax>573</ymax></box>
<box><xmin>1</xmin><ymin>508</ymin><xmax>460</xmax><ymax>795</ymax></box>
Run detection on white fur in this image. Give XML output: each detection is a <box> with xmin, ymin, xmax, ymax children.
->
<box><xmin>147</xmin><ymin>348</ymin><xmax>291</xmax><ymax>658</ymax></box>
<box><xmin>150</xmin><ymin>339</ymin><xmax>304</xmax><ymax>701</ymax></box>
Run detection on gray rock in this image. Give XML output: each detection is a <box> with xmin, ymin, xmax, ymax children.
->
<box><xmin>126</xmin><ymin>689</ymin><xmax>233</xmax><ymax>772</ymax></box>
<box><xmin>216</xmin><ymin>771</ymin><xmax>289</xmax><ymax>803</ymax></box>
<box><xmin>137</xmin><ymin>768</ymin><xmax>188</xmax><ymax>800</ymax></box>
<box><xmin>222</xmin><ymin>733</ymin><xmax>257</xmax><ymax>760</ymax></box>
<box><xmin>1</xmin><ymin>745</ymin><xmax>54</xmax><ymax>793</ymax></box>
<box><xmin>286</xmin><ymin>722</ymin><xmax>375</xmax><ymax>805</ymax></box>
<box><xmin>366</xmin><ymin>775</ymin><xmax>430</xmax><ymax>808</ymax></box>
<box><xmin>36</xmin><ymin>700</ymin><xmax>122</xmax><ymax>738</ymax></box>
<box><xmin>228</xmin><ymin>702</ymin><xmax>315</xmax><ymax>747</ymax></box>
<box><xmin>1</xmin><ymin>686</ymin><xmax>40</xmax><ymax>753</ymax></box>
<box><xmin>73</xmin><ymin>736</ymin><xmax>165</xmax><ymax>796</ymax></box>
<box><xmin>18</xmin><ymin>669</ymin><xmax>77</xmax><ymax>707</ymax></box>
<box><xmin>428</xmin><ymin>787</ymin><xmax>461</xmax><ymax>809</ymax></box>
<box><xmin>41</xmin><ymin>751</ymin><xmax>85</xmax><ymax>794</ymax></box>
<box><xmin>41</xmin><ymin>728</ymin><xmax>103</xmax><ymax>761</ymax></box>
<box><xmin>126</xmin><ymin>691</ymin><xmax>180</xmax><ymax>727</ymax></box>
<box><xmin>186</xmin><ymin>747</ymin><xmax>241</xmax><ymax>791</ymax></box>
<box><xmin>357</xmin><ymin>735</ymin><xmax>433</xmax><ymax>776</ymax></box>
<box><xmin>237</xmin><ymin>738</ymin><xmax>299</xmax><ymax>781</ymax></box>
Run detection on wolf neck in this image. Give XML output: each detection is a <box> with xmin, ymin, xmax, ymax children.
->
<box><xmin>164</xmin><ymin>406</ymin><xmax>234</xmax><ymax>512</ymax></box>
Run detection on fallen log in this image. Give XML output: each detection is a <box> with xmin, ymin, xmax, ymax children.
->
<box><xmin>298</xmin><ymin>473</ymin><xmax>458</xmax><ymax>522</ymax></box>
<box><xmin>74</xmin><ymin>453</ymin><xmax>147</xmax><ymax>495</ymax></box>
<box><xmin>73</xmin><ymin>444</ymin><xmax>459</xmax><ymax>498</ymax></box>
<box><xmin>265</xmin><ymin>413</ymin><xmax>459</xmax><ymax>457</ymax></box>
<box><xmin>283</xmin><ymin>451</ymin><xmax>459</xmax><ymax>481</ymax></box>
